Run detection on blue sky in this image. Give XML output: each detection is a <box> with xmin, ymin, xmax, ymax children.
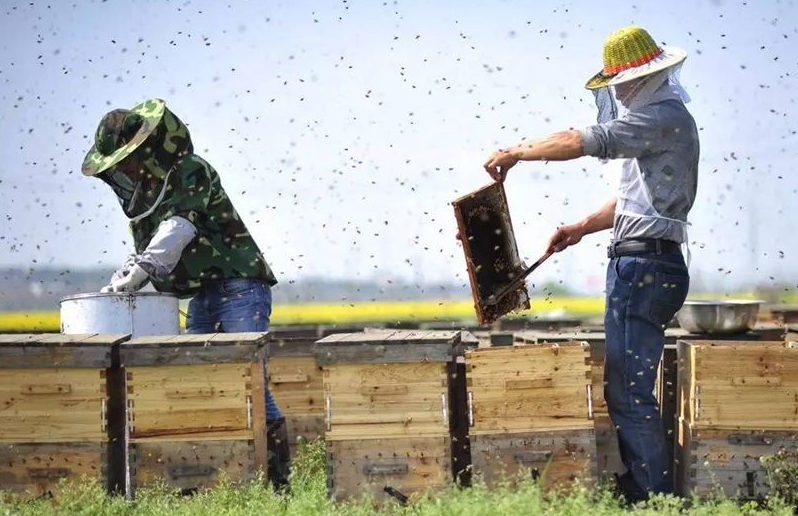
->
<box><xmin>1</xmin><ymin>0</ymin><xmax>797</xmax><ymax>294</ymax></box>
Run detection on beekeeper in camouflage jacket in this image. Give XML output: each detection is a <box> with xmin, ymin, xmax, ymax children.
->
<box><xmin>83</xmin><ymin>98</ymin><xmax>290</xmax><ymax>489</ymax></box>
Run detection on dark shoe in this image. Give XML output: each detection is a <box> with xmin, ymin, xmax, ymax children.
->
<box><xmin>267</xmin><ymin>417</ymin><xmax>292</xmax><ymax>491</ymax></box>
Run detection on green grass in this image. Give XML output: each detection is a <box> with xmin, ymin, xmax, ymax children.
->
<box><xmin>0</xmin><ymin>441</ymin><xmax>793</xmax><ymax>516</ymax></box>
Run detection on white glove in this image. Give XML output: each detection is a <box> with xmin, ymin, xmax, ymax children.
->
<box><xmin>109</xmin><ymin>254</ymin><xmax>138</xmax><ymax>284</ymax></box>
<box><xmin>101</xmin><ymin>264</ymin><xmax>149</xmax><ymax>293</ymax></box>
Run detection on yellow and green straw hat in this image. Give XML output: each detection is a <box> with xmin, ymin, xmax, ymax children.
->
<box><xmin>586</xmin><ymin>26</ymin><xmax>686</xmax><ymax>90</ymax></box>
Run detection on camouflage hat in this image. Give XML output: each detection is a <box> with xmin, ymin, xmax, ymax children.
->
<box><xmin>82</xmin><ymin>98</ymin><xmax>166</xmax><ymax>176</ymax></box>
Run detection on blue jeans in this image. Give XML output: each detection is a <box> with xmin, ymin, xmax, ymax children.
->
<box><xmin>186</xmin><ymin>278</ymin><xmax>283</xmax><ymax>422</ymax></box>
<box><xmin>604</xmin><ymin>252</ymin><xmax>689</xmax><ymax>496</ymax></box>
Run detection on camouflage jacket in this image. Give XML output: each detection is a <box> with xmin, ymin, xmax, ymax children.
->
<box><xmin>131</xmin><ymin>155</ymin><xmax>278</xmax><ymax>297</ymax></box>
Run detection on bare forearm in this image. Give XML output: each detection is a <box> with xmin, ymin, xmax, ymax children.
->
<box><xmin>510</xmin><ymin>130</ymin><xmax>584</xmax><ymax>162</ymax></box>
<box><xmin>579</xmin><ymin>197</ymin><xmax>616</xmax><ymax>235</ymax></box>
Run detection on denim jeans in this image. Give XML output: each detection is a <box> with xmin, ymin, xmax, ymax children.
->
<box><xmin>604</xmin><ymin>252</ymin><xmax>689</xmax><ymax>496</ymax></box>
<box><xmin>186</xmin><ymin>278</ymin><xmax>283</xmax><ymax>422</ymax></box>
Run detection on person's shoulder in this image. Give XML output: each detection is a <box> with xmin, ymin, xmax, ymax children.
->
<box><xmin>628</xmin><ymin>100</ymin><xmax>695</xmax><ymax>130</ymax></box>
<box><xmin>649</xmin><ymin>99</ymin><xmax>694</xmax><ymax>122</ymax></box>
<box><xmin>171</xmin><ymin>154</ymin><xmax>221</xmax><ymax>186</ymax></box>
<box><xmin>175</xmin><ymin>154</ymin><xmax>214</xmax><ymax>174</ymax></box>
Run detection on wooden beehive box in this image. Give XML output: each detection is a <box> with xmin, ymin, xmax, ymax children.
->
<box><xmin>514</xmin><ymin>330</ymin><xmax>619</xmax><ymax>480</ymax></box>
<box><xmin>465</xmin><ymin>343</ymin><xmax>596</xmax><ymax>488</ymax></box>
<box><xmin>677</xmin><ymin>340</ymin><xmax>798</xmax><ymax>430</ymax></box>
<box><xmin>315</xmin><ymin>330</ymin><xmax>468</xmax><ymax>502</ymax></box>
<box><xmin>675</xmin><ymin>417</ymin><xmax>798</xmax><ymax>498</ymax></box>
<box><xmin>267</xmin><ymin>337</ymin><xmax>325</xmax><ymax>455</ymax></box>
<box><xmin>768</xmin><ymin>305</ymin><xmax>798</xmax><ymax>325</ymax></box>
<box><xmin>0</xmin><ymin>333</ymin><xmax>129</xmax><ymax>497</ymax></box>
<box><xmin>121</xmin><ymin>333</ymin><xmax>268</xmax><ymax>495</ymax></box>
<box><xmin>515</xmin><ymin>331</ymin><xmax>606</xmax><ymax>413</ymax></box>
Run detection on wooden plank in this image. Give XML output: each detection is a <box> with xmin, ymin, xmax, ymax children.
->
<box><xmin>0</xmin><ymin>334</ymin><xmax>49</xmax><ymax>343</ymax></box>
<box><xmin>129</xmin><ymin>439</ymin><xmax>257</xmax><ymax>496</ymax></box>
<box><xmin>0</xmin><ymin>368</ymin><xmax>106</xmax><ymax>442</ymax></box>
<box><xmin>327</xmin><ymin>436</ymin><xmax>451</xmax><ymax>501</ymax></box>
<box><xmin>121</xmin><ymin>342</ymin><xmax>263</xmax><ymax>366</ymax></box>
<box><xmin>677</xmin><ymin>339</ymin><xmax>696</xmax><ymax>424</ymax></box>
<box><xmin>314</xmin><ymin>332</ymin><xmax>348</xmax><ymax>344</ymax></box>
<box><xmin>267</xmin><ymin>338</ymin><xmax>316</xmax><ymax>357</ymax></box>
<box><xmin>470</xmin><ymin>418</ymin><xmax>596</xmax><ymax>435</ymax></box>
<box><xmin>466</xmin><ymin>342</ymin><xmax>592</xmax><ymax>431</ymax></box>
<box><xmin>0</xmin><ymin>442</ymin><xmax>107</xmax><ymax>499</ymax></box>
<box><xmin>514</xmin><ymin>330</ymin><xmax>606</xmax><ymax>344</ymax></box>
<box><xmin>318</xmin><ymin>330</ymin><xmax>460</xmax><ymax>344</ymax></box>
<box><xmin>0</xmin><ymin>338</ymin><xmax>116</xmax><ymax>368</ymax></box>
<box><xmin>250</xmin><ymin>355</ymin><xmax>268</xmax><ymax>476</ymax></box>
<box><xmin>268</xmin><ymin>355</ymin><xmax>323</xmax><ymax>415</ymax></box>
<box><xmin>124</xmin><ymin>335</ymin><xmax>184</xmax><ymax>345</ymax></box>
<box><xmin>127</xmin><ymin>363</ymin><xmax>254</xmax><ymax>440</ymax></box>
<box><xmin>675</xmin><ymin>418</ymin><xmax>798</xmax><ymax>499</ymax></box>
<box><xmin>315</xmin><ymin>342</ymin><xmax>461</xmax><ymax>365</ymax></box>
<box><xmin>269</xmin><ymin>325</ymin><xmax>322</xmax><ymax>339</ymax></box>
<box><xmin>208</xmin><ymin>332</ymin><xmax>267</xmax><ymax>344</ymax></box>
<box><xmin>678</xmin><ymin>340</ymin><xmax>798</xmax><ymax>428</ymax></box>
<box><xmin>0</xmin><ymin>334</ymin><xmax>126</xmax><ymax>345</ymax></box>
<box><xmin>331</xmin><ymin>411</ymin><xmax>443</xmax><ymax>426</ymax></box>
<box><xmin>470</xmin><ymin>428</ymin><xmax>596</xmax><ymax>489</ymax></box>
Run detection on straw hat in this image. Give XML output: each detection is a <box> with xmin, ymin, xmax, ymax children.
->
<box><xmin>586</xmin><ymin>26</ymin><xmax>686</xmax><ymax>90</ymax></box>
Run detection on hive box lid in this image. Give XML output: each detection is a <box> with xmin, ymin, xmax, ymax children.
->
<box><xmin>267</xmin><ymin>336</ymin><xmax>316</xmax><ymax>357</ymax></box>
<box><xmin>0</xmin><ymin>333</ymin><xmax>129</xmax><ymax>368</ymax></box>
<box><xmin>314</xmin><ymin>330</ymin><xmax>468</xmax><ymax>365</ymax></box>
<box><xmin>515</xmin><ymin>329</ymin><xmax>606</xmax><ymax>344</ymax></box>
<box><xmin>452</xmin><ymin>182</ymin><xmax>530</xmax><ymax>325</ymax></box>
<box><xmin>121</xmin><ymin>332</ymin><xmax>267</xmax><ymax>366</ymax></box>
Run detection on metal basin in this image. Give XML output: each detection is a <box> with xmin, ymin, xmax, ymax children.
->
<box><xmin>675</xmin><ymin>300</ymin><xmax>764</xmax><ymax>334</ymax></box>
<box><xmin>60</xmin><ymin>292</ymin><xmax>179</xmax><ymax>337</ymax></box>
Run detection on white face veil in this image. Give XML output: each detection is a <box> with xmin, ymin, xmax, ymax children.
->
<box><xmin>592</xmin><ymin>63</ymin><xmax>691</xmax><ymax>124</ymax></box>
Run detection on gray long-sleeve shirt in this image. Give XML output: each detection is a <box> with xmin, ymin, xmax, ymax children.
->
<box><xmin>580</xmin><ymin>98</ymin><xmax>699</xmax><ymax>243</ymax></box>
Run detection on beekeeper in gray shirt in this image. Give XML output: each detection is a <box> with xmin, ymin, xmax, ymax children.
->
<box><xmin>481</xmin><ymin>26</ymin><xmax>698</xmax><ymax>502</ymax></box>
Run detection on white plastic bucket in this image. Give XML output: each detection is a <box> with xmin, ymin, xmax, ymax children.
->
<box><xmin>60</xmin><ymin>292</ymin><xmax>179</xmax><ymax>337</ymax></box>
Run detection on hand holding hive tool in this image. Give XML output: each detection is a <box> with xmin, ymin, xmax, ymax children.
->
<box><xmin>484</xmin><ymin>251</ymin><xmax>552</xmax><ymax>307</ymax></box>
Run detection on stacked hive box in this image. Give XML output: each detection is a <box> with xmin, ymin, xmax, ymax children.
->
<box><xmin>0</xmin><ymin>333</ymin><xmax>128</xmax><ymax>498</ymax></box>
<box><xmin>517</xmin><ymin>328</ymin><xmax>774</xmax><ymax>484</ymax></box>
<box><xmin>315</xmin><ymin>331</ymin><xmax>468</xmax><ymax>502</ymax></box>
<box><xmin>766</xmin><ymin>305</ymin><xmax>798</xmax><ymax>326</ymax></box>
<box><xmin>465</xmin><ymin>342</ymin><xmax>596</xmax><ymax>488</ymax></box>
<box><xmin>121</xmin><ymin>333</ymin><xmax>268</xmax><ymax>495</ymax></box>
<box><xmin>267</xmin><ymin>337</ymin><xmax>325</xmax><ymax>456</ymax></box>
<box><xmin>675</xmin><ymin>340</ymin><xmax>798</xmax><ymax>498</ymax></box>
<box><xmin>515</xmin><ymin>330</ymin><xmax>620</xmax><ymax>479</ymax></box>
<box><xmin>496</xmin><ymin>316</ymin><xmax>583</xmax><ymax>332</ymax></box>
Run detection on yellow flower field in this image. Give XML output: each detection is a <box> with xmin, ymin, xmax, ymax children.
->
<box><xmin>0</xmin><ymin>296</ymin><xmax>607</xmax><ymax>332</ymax></box>
<box><xmin>0</xmin><ymin>291</ymin><xmax>787</xmax><ymax>332</ymax></box>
